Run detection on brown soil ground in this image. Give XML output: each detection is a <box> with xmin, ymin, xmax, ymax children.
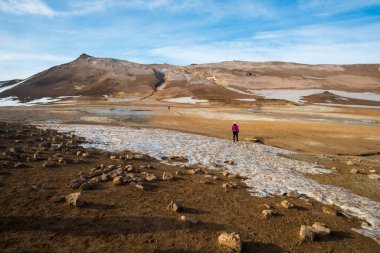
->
<box><xmin>1</xmin><ymin>122</ymin><xmax>379</xmax><ymax>252</ymax></box>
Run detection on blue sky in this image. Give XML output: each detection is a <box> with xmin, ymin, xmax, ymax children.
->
<box><xmin>1</xmin><ymin>0</ymin><xmax>380</xmax><ymax>79</ymax></box>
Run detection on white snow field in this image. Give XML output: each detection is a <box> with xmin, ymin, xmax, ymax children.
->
<box><xmin>250</xmin><ymin>89</ymin><xmax>380</xmax><ymax>104</ymax></box>
<box><xmin>161</xmin><ymin>97</ymin><xmax>209</xmax><ymax>104</ymax></box>
<box><xmin>45</xmin><ymin>124</ymin><xmax>380</xmax><ymax>243</ymax></box>
<box><xmin>0</xmin><ymin>96</ymin><xmax>79</xmax><ymax>107</ymax></box>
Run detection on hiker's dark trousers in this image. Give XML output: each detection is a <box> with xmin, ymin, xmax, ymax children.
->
<box><xmin>233</xmin><ymin>131</ymin><xmax>238</xmax><ymax>142</ymax></box>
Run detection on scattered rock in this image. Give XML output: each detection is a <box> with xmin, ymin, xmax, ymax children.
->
<box><xmin>224</xmin><ymin>160</ymin><xmax>235</xmax><ymax>165</ymax></box>
<box><xmin>180</xmin><ymin>215</ymin><xmax>199</xmax><ymax>224</ymax></box>
<box><xmin>350</xmin><ymin>168</ymin><xmax>358</xmax><ymax>174</ymax></box>
<box><xmin>101</xmin><ymin>173</ymin><xmax>111</xmax><ymax>182</ymax></box>
<box><xmin>222</xmin><ymin>183</ymin><xmax>234</xmax><ymax>189</ymax></box>
<box><xmin>135</xmin><ymin>183</ymin><xmax>147</xmax><ymax>190</ymax></box>
<box><xmin>369</xmin><ymin>169</ymin><xmax>376</xmax><ymax>174</ymax></box>
<box><xmin>112</xmin><ymin>176</ymin><xmax>123</xmax><ymax>186</ymax></box>
<box><xmin>13</xmin><ymin>162</ymin><xmax>25</xmax><ymax>168</ymax></box>
<box><xmin>65</xmin><ymin>192</ymin><xmax>85</xmax><ymax>207</ymax></box>
<box><xmin>286</xmin><ymin>191</ymin><xmax>300</xmax><ymax>198</ymax></box>
<box><xmin>312</xmin><ymin>222</ymin><xmax>331</xmax><ymax>238</ymax></box>
<box><xmin>79</xmin><ymin>182</ymin><xmax>94</xmax><ymax>190</ymax></box>
<box><xmin>322</xmin><ymin>206</ymin><xmax>338</xmax><ymax>216</ymax></box>
<box><xmin>70</xmin><ymin>178</ymin><xmax>87</xmax><ymax>189</ymax></box>
<box><xmin>43</xmin><ymin>161</ymin><xmax>57</xmax><ymax>168</ymax></box>
<box><xmin>299</xmin><ymin>225</ymin><xmax>316</xmax><ymax>241</ymax></box>
<box><xmin>53</xmin><ymin>195</ymin><xmax>65</xmax><ymax>203</ymax></box>
<box><xmin>299</xmin><ymin>222</ymin><xmax>331</xmax><ymax>241</ymax></box>
<box><xmin>368</xmin><ymin>174</ymin><xmax>380</xmax><ymax>180</ymax></box>
<box><xmin>145</xmin><ymin>173</ymin><xmax>158</xmax><ymax>182</ymax></box>
<box><xmin>281</xmin><ymin>200</ymin><xmax>294</xmax><ymax>209</ymax></box>
<box><xmin>218</xmin><ymin>232</ymin><xmax>242</xmax><ymax>252</ymax></box>
<box><xmin>162</xmin><ymin>172</ymin><xmax>173</xmax><ymax>181</ymax></box>
<box><xmin>346</xmin><ymin>160</ymin><xmax>354</xmax><ymax>166</ymax></box>
<box><xmin>262</xmin><ymin>209</ymin><xmax>278</xmax><ymax>219</ymax></box>
<box><xmin>167</xmin><ymin>200</ymin><xmax>182</xmax><ymax>212</ymax></box>
<box><xmin>222</xmin><ymin>171</ymin><xmax>229</xmax><ymax>177</ymax></box>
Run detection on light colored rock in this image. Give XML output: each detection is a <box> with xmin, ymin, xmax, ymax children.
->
<box><xmin>299</xmin><ymin>225</ymin><xmax>316</xmax><ymax>241</ymax></box>
<box><xmin>145</xmin><ymin>173</ymin><xmax>158</xmax><ymax>182</ymax></box>
<box><xmin>218</xmin><ymin>232</ymin><xmax>242</xmax><ymax>252</ymax></box>
<box><xmin>281</xmin><ymin>200</ymin><xmax>294</xmax><ymax>209</ymax></box>
<box><xmin>222</xmin><ymin>171</ymin><xmax>229</xmax><ymax>177</ymax></box>
<box><xmin>167</xmin><ymin>200</ymin><xmax>181</xmax><ymax>212</ymax></box>
<box><xmin>162</xmin><ymin>172</ymin><xmax>173</xmax><ymax>181</ymax></box>
<box><xmin>368</xmin><ymin>174</ymin><xmax>380</xmax><ymax>180</ymax></box>
<box><xmin>312</xmin><ymin>222</ymin><xmax>331</xmax><ymax>237</ymax></box>
<box><xmin>350</xmin><ymin>168</ymin><xmax>358</xmax><ymax>174</ymax></box>
<box><xmin>286</xmin><ymin>191</ymin><xmax>300</xmax><ymax>198</ymax></box>
<box><xmin>262</xmin><ymin>209</ymin><xmax>277</xmax><ymax>218</ymax></box>
<box><xmin>369</xmin><ymin>169</ymin><xmax>376</xmax><ymax>174</ymax></box>
<box><xmin>65</xmin><ymin>192</ymin><xmax>85</xmax><ymax>207</ymax></box>
<box><xmin>180</xmin><ymin>215</ymin><xmax>199</xmax><ymax>224</ymax></box>
<box><xmin>346</xmin><ymin>160</ymin><xmax>354</xmax><ymax>166</ymax></box>
<box><xmin>322</xmin><ymin>206</ymin><xmax>338</xmax><ymax>216</ymax></box>
<box><xmin>135</xmin><ymin>183</ymin><xmax>147</xmax><ymax>190</ymax></box>
<box><xmin>112</xmin><ymin>176</ymin><xmax>123</xmax><ymax>185</ymax></box>
<box><xmin>222</xmin><ymin>183</ymin><xmax>233</xmax><ymax>189</ymax></box>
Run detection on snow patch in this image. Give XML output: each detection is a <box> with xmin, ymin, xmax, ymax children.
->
<box><xmin>250</xmin><ymin>89</ymin><xmax>380</xmax><ymax>104</ymax></box>
<box><xmin>235</xmin><ymin>98</ymin><xmax>256</xmax><ymax>102</ymax></box>
<box><xmin>43</xmin><ymin>124</ymin><xmax>380</xmax><ymax>243</ymax></box>
<box><xmin>162</xmin><ymin>97</ymin><xmax>209</xmax><ymax>104</ymax></box>
<box><xmin>0</xmin><ymin>96</ymin><xmax>79</xmax><ymax>107</ymax></box>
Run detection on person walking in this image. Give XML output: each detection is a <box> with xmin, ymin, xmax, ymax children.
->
<box><xmin>231</xmin><ymin>121</ymin><xmax>239</xmax><ymax>142</ymax></box>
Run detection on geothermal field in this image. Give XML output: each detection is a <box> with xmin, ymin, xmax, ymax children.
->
<box><xmin>0</xmin><ymin>55</ymin><xmax>380</xmax><ymax>252</ymax></box>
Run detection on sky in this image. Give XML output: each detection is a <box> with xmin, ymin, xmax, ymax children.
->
<box><xmin>0</xmin><ymin>0</ymin><xmax>380</xmax><ymax>80</ymax></box>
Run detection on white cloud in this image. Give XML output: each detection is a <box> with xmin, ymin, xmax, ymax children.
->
<box><xmin>0</xmin><ymin>0</ymin><xmax>56</xmax><ymax>16</ymax></box>
<box><xmin>148</xmin><ymin>23</ymin><xmax>380</xmax><ymax>65</ymax></box>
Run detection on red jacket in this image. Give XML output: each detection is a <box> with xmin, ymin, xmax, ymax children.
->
<box><xmin>232</xmin><ymin>124</ymin><xmax>239</xmax><ymax>132</ymax></box>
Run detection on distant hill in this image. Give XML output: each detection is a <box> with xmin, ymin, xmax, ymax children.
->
<box><xmin>1</xmin><ymin>54</ymin><xmax>379</xmax><ymax>101</ymax></box>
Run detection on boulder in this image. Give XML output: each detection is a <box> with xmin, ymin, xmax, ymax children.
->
<box><xmin>112</xmin><ymin>176</ymin><xmax>123</xmax><ymax>186</ymax></box>
<box><xmin>222</xmin><ymin>171</ymin><xmax>229</xmax><ymax>177</ymax></box>
<box><xmin>65</xmin><ymin>192</ymin><xmax>85</xmax><ymax>207</ymax></box>
<box><xmin>180</xmin><ymin>215</ymin><xmax>199</xmax><ymax>224</ymax></box>
<box><xmin>70</xmin><ymin>178</ymin><xmax>87</xmax><ymax>189</ymax></box>
<box><xmin>322</xmin><ymin>206</ymin><xmax>338</xmax><ymax>216</ymax></box>
<box><xmin>281</xmin><ymin>200</ymin><xmax>294</xmax><ymax>209</ymax></box>
<box><xmin>312</xmin><ymin>222</ymin><xmax>331</xmax><ymax>238</ymax></box>
<box><xmin>162</xmin><ymin>172</ymin><xmax>173</xmax><ymax>181</ymax></box>
<box><xmin>167</xmin><ymin>200</ymin><xmax>182</xmax><ymax>212</ymax></box>
<box><xmin>299</xmin><ymin>225</ymin><xmax>316</xmax><ymax>241</ymax></box>
<box><xmin>218</xmin><ymin>232</ymin><xmax>242</xmax><ymax>252</ymax></box>
<box><xmin>146</xmin><ymin>173</ymin><xmax>158</xmax><ymax>182</ymax></box>
<box><xmin>79</xmin><ymin>182</ymin><xmax>94</xmax><ymax>190</ymax></box>
<box><xmin>262</xmin><ymin>209</ymin><xmax>277</xmax><ymax>219</ymax></box>
<box><xmin>350</xmin><ymin>168</ymin><xmax>358</xmax><ymax>174</ymax></box>
<box><xmin>346</xmin><ymin>160</ymin><xmax>354</xmax><ymax>166</ymax></box>
<box><xmin>135</xmin><ymin>183</ymin><xmax>147</xmax><ymax>190</ymax></box>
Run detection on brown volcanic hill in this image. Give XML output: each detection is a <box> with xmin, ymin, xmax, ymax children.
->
<box><xmin>1</xmin><ymin>54</ymin><xmax>379</xmax><ymax>102</ymax></box>
<box><xmin>0</xmin><ymin>54</ymin><xmax>165</xmax><ymax>100</ymax></box>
